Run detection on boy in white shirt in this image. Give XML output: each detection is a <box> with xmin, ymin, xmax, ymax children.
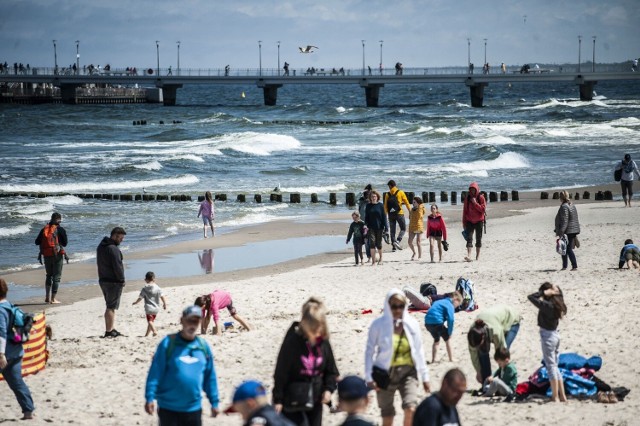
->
<box><xmin>132</xmin><ymin>272</ymin><xmax>167</xmax><ymax>337</ymax></box>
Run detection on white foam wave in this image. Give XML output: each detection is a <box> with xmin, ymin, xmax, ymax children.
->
<box><xmin>14</xmin><ymin>204</ymin><xmax>52</xmax><ymax>215</ymax></box>
<box><xmin>0</xmin><ymin>224</ymin><xmax>31</xmax><ymax>237</ymax></box>
<box><xmin>0</xmin><ymin>175</ymin><xmax>199</xmax><ymax>193</ymax></box>
<box><xmin>219</xmin><ymin>213</ymin><xmax>299</xmax><ymax>228</ymax></box>
<box><xmin>279</xmin><ymin>183</ymin><xmax>348</xmax><ymax>194</ymax></box>
<box><xmin>336</xmin><ymin>106</ymin><xmax>346</xmax><ymax>113</ymax></box>
<box><xmin>217</xmin><ymin>132</ymin><xmax>301</xmax><ymax>156</ymax></box>
<box><xmin>134</xmin><ymin>161</ymin><xmax>163</xmax><ymax>171</ymax></box>
<box><xmin>166</xmin><ymin>154</ymin><xmax>210</xmax><ymax>162</ymax></box>
<box><xmin>437</xmin><ymin>152</ymin><xmax>530</xmax><ymax>175</ymax></box>
<box><xmin>46</xmin><ymin>195</ymin><xmax>83</xmax><ymax>205</ymax></box>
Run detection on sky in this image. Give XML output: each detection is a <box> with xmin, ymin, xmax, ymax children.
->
<box><xmin>1</xmin><ymin>0</ymin><xmax>638</xmax><ymax>72</ymax></box>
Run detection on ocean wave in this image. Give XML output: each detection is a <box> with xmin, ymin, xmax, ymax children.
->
<box><xmin>260</xmin><ymin>165</ymin><xmax>310</xmax><ymax>175</ymax></box>
<box><xmin>0</xmin><ymin>224</ymin><xmax>31</xmax><ymax>237</ymax></box>
<box><xmin>436</xmin><ymin>152</ymin><xmax>530</xmax><ymax>175</ymax></box>
<box><xmin>0</xmin><ymin>175</ymin><xmax>199</xmax><ymax>193</ymax></box>
<box><xmin>217</xmin><ymin>132</ymin><xmax>301</xmax><ymax>156</ymax></box>
<box><xmin>46</xmin><ymin>195</ymin><xmax>83</xmax><ymax>205</ymax></box>
<box><xmin>165</xmin><ymin>154</ymin><xmax>210</xmax><ymax>162</ymax></box>
<box><xmin>279</xmin><ymin>183</ymin><xmax>348</xmax><ymax>194</ymax></box>
<box><xmin>219</xmin><ymin>213</ymin><xmax>298</xmax><ymax>228</ymax></box>
<box><xmin>134</xmin><ymin>161</ymin><xmax>163</xmax><ymax>171</ymax></box>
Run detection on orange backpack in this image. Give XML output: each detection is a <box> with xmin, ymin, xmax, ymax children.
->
<box><xmin>40</xmin><ymin>224</ymin><xmax>61</xmax><ymax>257</ymax></box>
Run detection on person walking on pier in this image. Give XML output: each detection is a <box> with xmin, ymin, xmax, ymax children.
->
<box><xmin>225</xmin><ymin>65</ymin><xmax>230</xmax><ymax>76</ymax></box>
<box><xmin>283</xmin><ymin>62</ymin><xmax>289</xmax><ymax>76</ymax></box>
<box><xmin>501</xmin><ymin>62</ymin><xmax>506</xmax><ymax>74</ymax></box>
<box><xmin>615</xmin><ymin>153</ymin><xmax>640</xmax><ymax>207</ymax></box>
<box><xmin>35</xmin><ymin>212</ymin><xmax>68</xmax><ymax>304</ymax></box>
<box><xmin>384</xmin><ymin>180</ymin><xmax>411</xmax><ymax>251</ymax></box>
<box><xmin>167</xmin><ymin>66</ymin><xmax>172</xmax><ymax>76</ymax></box>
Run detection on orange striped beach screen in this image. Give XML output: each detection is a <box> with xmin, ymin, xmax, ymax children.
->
<box><xmin>0</xmin><ymin>312</ymin><xmax>48</xmax><ymax>380</ymax></box>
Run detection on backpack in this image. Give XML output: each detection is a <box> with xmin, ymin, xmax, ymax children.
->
<box><xmin>40</xmin><ymin>224</ymin><xmax>60</xmax><ymax>257</ymax></box>
<box><xmin>386</xmin><ymin>191</ymin><xmax>400</xmax><ymax>214</ymax></box>
<box><xmin>419</xmin><ymin>283</ymin><xmax>438</xmax><ymax>298</ymax></box>
<box><xmin>455</xmin><ymin>277</ymin><xmax>477</xmax><ymax>312</ymax></box>
<box><xmin>165</xmin><ymin>333</ymin><xmax>211</xmax><ymax>361</ymax></box>
<box><xmin>1</xmin><ymin>302</ymin><xmax>35</xmax><ymax>344</ymax></box>
<box><xmin>614</xmin><ymin>168</ymin><xmax>622</xmax><ymax>182</ymax></box>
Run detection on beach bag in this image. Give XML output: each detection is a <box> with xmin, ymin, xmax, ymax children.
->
<box><xmin>371</xmin><ymin>366</ymin><xmax>391</xmax><ymax>390</ymax></box>
<box><xmin>40</xmin><ymin>224</ymin><xmax>60</xmax><ymax>257</ymax></box>
<box><xmin>419</xmin><ymin>283</ymin><xmax>438</xmax><ymax>298</ymax></box>
<box><xmin>1</xmin><ymin>302</ymin><xmax>35</xmax><ymax>344</ymax></box>
<box><xmin>455</xmin><ymin>277</ymin><xmax>477</xmax><ymax>312</ymax></box>
<box><xmin>283</xmin><ymin>382</ymin><xmax>314</xmax><ymax>412</ymax></box>
<box><xmin>556</xmin><ymin>235</ymin><xmax>568</xmax><ymax>256</ymax></box>
<box><xmin>614</xmin><ymin>168</ymin><xmax>622</xmax><ymax>182</ymax></box>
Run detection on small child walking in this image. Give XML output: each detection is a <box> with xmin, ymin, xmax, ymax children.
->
<box><xmin>482</xmin><ymin>347</ymin><xmax>517</xmax><ymax>399</ymax></box>
<box><xmin>527</xmin><ymin>282</ymin><xmax>567</xmax><ymax>402</ymax></box>
<box><xmin>132</xmin><ymin>271</ymin><xmax>167</xmax><ymax>337</ymax></box>
<box><xmin>424</xmin><ymin>291</ymin><xmax>463</xmax><ymax>363</ymax></box>
<box><xmin>346</xmin><ymin>211</ymin><xmax>366</xmax><ymax>266</ymax></box>
<box><xmin>197</xmin><ymin>191</ymin><xmax>215</xmax><ymax>238</ymax></box>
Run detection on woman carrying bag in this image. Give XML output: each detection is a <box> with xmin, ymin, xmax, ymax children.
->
<box><xmin>273</xmin><ymin>297</ymin><xmax>339</xmax><ymax>426</ymax></box>
<box><xmin>365</xmin><ymin>289</ymin><xmax>430</xmax><ymax>426</ymax></box>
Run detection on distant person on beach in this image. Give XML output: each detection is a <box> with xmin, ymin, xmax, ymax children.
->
<box><xmin>618</xmin><ymin>239</ymin><xmax>640</xmax><ymax>269</ymax></box>
<box><xmin>424</xmin><ymin>291</ymin><xmax>463</xmax><ymax>364</ymax></box>
<box><xmin>197</xmin><ymin>191</ymin><xmax>215</xmax><ymax>238</ymax></box>
<box><xmin>337</xmin><ymin>375</ymin><xmax>376</xmax><ymax>426</ymax></box>
<box><xmin>224</xmin><ymin>380</ymin><xmax>294</xmax><ymax>426</ymax></box>
<box><xmin>614</xmin><ymin>153</ymin><xmax>640</xmax><ymax>207</ymax></box>
<box><xmin>384</xmin><ymin>180</ymin><xmax>411</xmax><ymax>251</ymax></box>
<box><xmin>97</xmin><ymin>227</ymin><xmax>127</xmax><ymax>338</ymax></box>
<box><xmin>273</xmin><ymin>297</ymin><xmax>339</xmax><ymax>426</ymax></box>
<box><xmin>467</xmin><ymin>305</ymin><xmax>521</xmax><ymax>386</ymax></box>
<box><xmin>145</xmin><ymin>306</ymin><xmax>220</xmax><ymax>424</ymax></box>
<box><xmin>462</xmin><ymin>182</ymin><xmax>486</xmax><ymax>262</ymax></box>
<box><xmin>132</xmin><ymin>271</ymin><xmax>167</xmax><ymax>337</ymax></box>
<box><xmin>346</xmin><ymin>211</ymin><xmax>366</xmax><ymax>266</ymax></box>
<box><xmin>408</xmin><ymin>197</ymin><xmax>425</xmax><ymax>261</ymax></box>
<box><xmin>365</xmin><ymin>289</ymin><xmax>430</xmax><ymax>426</ymax></box>
<box><xmin>527</xmin><ymin>282</ymin><xmax>567</xmax><ymax>402</ymax></box>
<box><xmin>194</xmin><ymin>290</ymin><xmax>252</xmax><ymax>335</ymax></box>
<box><xmin>554</xmin><ymin>190</ymin><xmax>580</xmax><ymax>271</ymax></box>
<box><xmin>198</xmin><ymin>249</ymin><xmax>214</xmax><ymax>274</ymax></box>
<box><xmin>426</xmin><ymin>204</ymin><xmax>447</xmax><ymax>263</ymax></box>
<box><xmin>365</xmin><ymin>190</ymin><xmax>388</xmax><ymax>266</ymax></box>
<box><xmin>0</xmin><ymin>278</ymin><xmax>35</xmax><ymax>420</ymax></box>
<box><xmin>481</xmin><ymin>347</ymin><xmax>517</xmax><ymax>399</ymax></box>
<box><xmin>413</xmin><ymin>368</ymin><xmax>465</xmax><ymax>426</ymax></box>
<box><xmin>358</xmin><ymin>184</ymin><xmax>373</xmax><ymax>261</ymax></box>
<box><xmin>35</xmin><ymin>212</ymin><xmax>68</xmax><ymax>304</ymax></box>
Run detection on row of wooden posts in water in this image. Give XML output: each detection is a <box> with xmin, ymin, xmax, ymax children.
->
<box><xmin>0</xmin><ymin>190</ymin><xmax>614</xmax><ymax>204</ymax></box>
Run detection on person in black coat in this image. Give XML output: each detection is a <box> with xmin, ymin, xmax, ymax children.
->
<box><xmin>273</xmin><ymin>297</ymin><xmax>339</xmax><ymax>426</ymax></box>
<box><xmin>364</xmin><ymin>191</ymin><xmax>388</xmax><ymax>265</ymax></box>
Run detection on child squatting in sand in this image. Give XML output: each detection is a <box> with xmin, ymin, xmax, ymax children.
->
<box><xmin>132</xmin><ymin>272</ymin><xmax>167</xmax><ymax>337</ymax></box>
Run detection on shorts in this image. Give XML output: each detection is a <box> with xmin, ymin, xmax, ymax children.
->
<box><xmin>368</xmin><ymin>229</ymin><xmax>383</xmax><ymax>249</ymax></box>
<box><xmin>226</xmin><ymin>302</ymin><xmax>237</xmax><ymax>316</ymax></box>
<box><xmin>425</xmin><ymin>323</ymin><xmax>450</xmax><ymax>342</ymax></box>
<box><xmin>376</xmin><ymin>365</ymin><xmax>419</xmax><ymax>417</ymax></box>
<box><xmin>146</xmin><ymin>314</ymin><xmax>157</xmax><ymax>322</ymax></box>
<box><xmin>625</xmin><ymin>249</ymin><xmax>640</xmax><ymax>262</ymax></box>
<box><xmin>202</xmin><ymin>216</ymin><xmax>213</xmax><ymax>226</ymax></box>
<box><xmin>428</xmin><ymin>230</ymin><xmax>442</xmax><ymax>239</ymax></box>
<box><xmin>99</xmin><ymin>281</ymin><xmax>124</xmax><ymax>310</ymax></box>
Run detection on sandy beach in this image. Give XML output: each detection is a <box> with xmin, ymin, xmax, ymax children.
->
<box><xmin>1</xmin><ymin>188</ymin><xmax>638</xmax><ymax>425</ymax></box>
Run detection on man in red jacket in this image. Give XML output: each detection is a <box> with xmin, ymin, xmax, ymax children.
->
<box><xmin>462</xmin><ymin>182</ymin><xmax>486</xmax><ymax>262</ymax></box>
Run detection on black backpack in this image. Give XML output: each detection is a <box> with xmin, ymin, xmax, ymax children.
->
<box><xmin>614</xmin><ymin>168</ymin><xmax>622</xmax><ymax>182</ymax></box>
<box><xmin>387</xmin><ymin>191</ymin><xmax>401</xmax><ymax>214</ymax></box>
<box><xmin>419</xmin><ymin>283</ymin><xmax>438</xmax><ymax>297</ymax></box>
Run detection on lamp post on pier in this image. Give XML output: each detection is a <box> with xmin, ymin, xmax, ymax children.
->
<box><xmin>483</xmin><ymin>38</ymin><xmax>487</xmax><ymax>65</ymax></box>
<box><xmin>176</xmin><ymin>41</ymin><xmax>180</xmax><ymax>75</ymax></box>
<box><xmin>52</xmin><ymin>39</ymin><xmax>58</xmax><ymax>75</ymax></box>
<box><xmin>592</xmin><ymin>36</ymin><xmax>596</xmax><ymax>72</ymax></box>
<box><xmin>75</xmin><ymin>40</ymin><xmax>80</xmax><ymax>75</ymax></box>
<box><xmin>467</xmin><ymin>38</ymin><xmax>471</xmax><ymax>73</ymax></box>
<box><xmin>258</xmin><ymin>40</ymin><xmax>262</xmax><ymax>76</ymax></box>
<box><xmin>277</xmin><ymin>41</ymin><xmax>280</xmax><ymax>76</ymax></box>
<box><xmin>379</xmin><ymin>40</ymin><xmax>383</xmax><ymax>75</ymax></box>
<box><xmin>361</xmin><ymin>39</ymin><xmax>365</xmax><ymax>76</ymax></box>
<box><xmin>577</xmin><ymin>35</ymin><xmax>582</xmax><ymax>72</ymax></box>
<box><xmin>155</xmin><ymin>41</ymin><xmax>160</xmax><ymax>77</ymax></box>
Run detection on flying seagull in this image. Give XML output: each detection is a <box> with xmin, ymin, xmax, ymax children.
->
<box><xmin>299</xmin><ymin>46</ymin><xmax>319</xmax><ymax>53</ymax></box>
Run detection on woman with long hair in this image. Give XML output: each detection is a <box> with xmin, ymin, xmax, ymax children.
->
<box><xmin>408</xmin><ymin>197</ymin><xmax>425</xmax><ymax>261</ymax></box>
<box><xmin>426</xmin><ymin>204</ymin><xmax>448</xmax><ymax>263</ymax></box>
<box><xmin>197</xmin><ymin>191</ymin><xmax>215</xmax><ymax>238</ymax></box>
<box><xmin>554</xmin><ymin>191</ymin><xmax>580</xmax><ymax>271</ymax></box>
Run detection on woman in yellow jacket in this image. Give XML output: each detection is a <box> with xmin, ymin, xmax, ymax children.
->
<box><xmin>408</xmin><ymin>197</ymin><xmax>426</xmax><ymax>261</ymax></box>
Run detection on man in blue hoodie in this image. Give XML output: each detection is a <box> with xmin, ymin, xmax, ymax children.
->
<box><xmin>145</xmin><ymin>306</ymin><xmax>220</xmax><ymax>426</ymax></box>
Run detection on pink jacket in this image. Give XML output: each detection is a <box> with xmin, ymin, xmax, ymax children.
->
<box><xmin>426</xmin><ymin>214</ymin><xmax>448</xmax><ymax>241</ymax></box>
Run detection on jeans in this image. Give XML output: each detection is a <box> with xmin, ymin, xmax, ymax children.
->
<box><xmin>562</xmin><ymin>234</ymin><xmax>578</xmax><ymax>269</ymax></box>
<box><xmin>1</xmin><ymin>357</ymin><xmax>35</xmax><ymax>414</ymax></box>
<box><xmin>158</xmin><ymin>407</ymin><xmax>202</xmax><ymax>426</ymax></box>
<box><xmin>44</xmin><ymin>254</ymin><xmax>64</xmax><ymax>297</ymax></box>
<box><xmin>505</xmin><ymin>323</ymin><xmax>520</xmax><ymax>349</ymax></box>
<box><xmin>389</xmin><ymin>214</ymin><xmax>406</xmax><ymax>243</ymax></box>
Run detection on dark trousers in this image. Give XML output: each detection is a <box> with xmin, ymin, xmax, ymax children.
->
<box><xmin>283</xmin><ymin>402</ymin><xmax>323</xmax><ymax>426</ymax></box>
<box><xmin>478</xmin><ymin>323</ymin><xmax>520</xmax><ymax>383</ymax></box>
<box><xmin>621</xmin><ymin>179</ymin><xmax>633</xmax><ymax>200</ymax></box>
<box><xmin>389</xmin><ymin>214</ymin><xmax>406</xmax><ymax>243</ymax></box>
<box><xmin>353</xmin><ymin>241</ymin><xmax>364</xmax><ymax>264</ymax></box>
<box><xmin>44</xmin><ymin>254</ymin><xmax>64</xmax><ymax>297</ymax></box>
<box><xmin>158</xmin><ymin>407</ymin><xmax>202</xmax><ymax>426</ymax></box>
<box><xmin>1</xmin><ymin>357</ymin><xmax>35</xmax><ymax>414</ymax></box>
<box><xmin>562</xmin><ymin>233</ymin><xmax>578</xmax><ymax>269</ymax></box>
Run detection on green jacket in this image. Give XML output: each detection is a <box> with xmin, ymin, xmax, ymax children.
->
<box><xmin>468</xmin><ymin>305</ymin><xmax>521</xmax><ymax>375</ymax></box>
<box><xmin>494</xmin><ymin>362</ymin><xmax>518</xmax><ymax>391</ymax></box>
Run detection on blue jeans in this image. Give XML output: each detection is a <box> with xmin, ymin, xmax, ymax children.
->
<box><xmin>505</xmin><ymin>323</ymin><xmax>520</xmax><ymax>349</ymax></box>
<box><xmin>562</xmin><ymin>234</ymin><xmax>578</xmax><ymax>269</ymax></box>
<box><xmin>1</xmin><ymin>357</ymin><xmax>35</xmax><ymax>414</ymax></box>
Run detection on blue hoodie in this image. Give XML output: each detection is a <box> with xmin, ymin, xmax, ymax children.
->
<box><xmin>145</xmin><ymin>333</ymin><xmax>219</xmax><ymax>412</ymax></box>
<box><xmin>424</xmin><ymin>298</ymin><xmax>455</xmax><ymax>335</ymax></box>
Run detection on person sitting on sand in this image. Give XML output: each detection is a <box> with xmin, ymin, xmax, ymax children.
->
<box><xmin>195</xmin><ymin>290</ymin><xmax>252</xmax><ymax>336</ymax></box>
<box><xmin>408</xmin><ymin>197</ymin><xmax>425</xmax><ymax>261</ymax></box>
<box><xmin>424</xmin><ymin>291</ymin><xmax>463</xmax><ymax>363</ymax></box>
<box><xmin>132</xmin><ymin>271</ymin><xmax>167</xmax><ymax>337</ymax></box>
<box><xmin>197</xmin><ymin>191</ymin><xmax>215</xmax><ymax>238</ymax></box>
<box><xmin>481</xmin><ymin>347</ymin><xmax>517</xmax><ymax>400</ymax></box>
<box><xmin>618</xmin><ymin>239</ymin><xmax>640</xmax><ymax>269</ymax></box>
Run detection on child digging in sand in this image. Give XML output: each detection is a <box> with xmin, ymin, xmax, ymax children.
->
<box><xmin>424</xmin><ymin>291</ymin><xmax>463</xmax><ymax>363</ymax></box>
<box><xmin>132</xmin><ymin>272</ymin><xmax>167</xmax><ymax>337</ymax></box>
<box><xmin>195</xmin><ymin>289</ymin><xmax>252</xmax><ymax>336</ymax></box>
<box><xmin>482</xmin><ymin>347</ymin><xmax>517</xmax><ymax>400</ymax></box>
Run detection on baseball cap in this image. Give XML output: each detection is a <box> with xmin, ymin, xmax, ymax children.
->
<box><xmin>338</xmin><ymin>375</ymin><xmax>370</xmax><ymax>401</ymax></box>
<box><xmin>182</xmin><ymin>305</ymin><xmax>203</xmax><ymax>318</ymax></box>
<box><xmin>224</xmin><ymin>380</ymin><xmax>267</xmax><ymax>414</ymax></box>
<box><xmin>625</xmin><ymin>153</ymin><xmax>631</xmax><ymax>161</ymax></box>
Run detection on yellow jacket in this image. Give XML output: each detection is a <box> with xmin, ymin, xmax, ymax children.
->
<box><xmin>409</xmin><ymin>204</ymin><xmax>426</xmax><ymax>232</ymax></box>
<box><xmin>384</xmin><ymin>187</ymin><xmax>411</xmax><ymax>216</ymax></box>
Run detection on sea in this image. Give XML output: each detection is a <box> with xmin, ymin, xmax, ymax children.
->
<box><xmin>1</xmin><ymin>79</ymin><xmax>639</xmax><ymax>274</ymax></box>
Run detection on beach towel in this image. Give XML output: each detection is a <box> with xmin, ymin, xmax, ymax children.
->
<box><xmin>0</xmin><ymin>312</ymin><xmax>48</xmax><ymax>380</ymax></box>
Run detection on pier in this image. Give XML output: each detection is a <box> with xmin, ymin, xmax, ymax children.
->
<box><xmin>1</xmin><ymin>66</ymin><xmax>639</xmax><ymax>107</ymax></box>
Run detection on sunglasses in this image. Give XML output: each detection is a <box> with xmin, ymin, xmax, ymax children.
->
<box><xmin>390</xmin><ymin>304</ymin><xmax>405</xmax><ymax>310</ymax></box>
<box><xmin>185</xmin><ymin>317</ymin><xmax>201</xmax><ymax>325</ymax></box>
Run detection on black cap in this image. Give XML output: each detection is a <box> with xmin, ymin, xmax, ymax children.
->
<box><xmin>338</xmin><ymin>376</ymin><xmax>370</xmax><ymax>401</ymax></box>
<box><xmin>625</xmin><ymin>153</ymin><xmax>631</xmax><ymax>161</ymax></box>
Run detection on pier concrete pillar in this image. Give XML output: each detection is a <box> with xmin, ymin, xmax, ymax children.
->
<box><xmin>258</xmin><ymin>83</ymin><xmax>282</xmax><ymax>106</ymax></box>
<box><xmin>161</xmin><ymin>84</ymin><xmax>183</xmax><ymax>106</ymax></box>
<box><xmin>60</xmin><ymin>84</ymin><xmax>79</xmax><ymax>104</ymax></box>
<box><xmin>465</xmin><ymin>79</ymin><xmax>488</xmax><ymax>107</ymax></box>
<box><xmin>361</xmin><ymin>83</ymin><xmax>384</xmax><ymax>107</ymax></box>
<box><xmin>579</xmin><ymin>81</ymin><xmax>597</xmax><ymax>101</ymax></box>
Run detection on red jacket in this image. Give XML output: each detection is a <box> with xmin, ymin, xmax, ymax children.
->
<box><xmin>426</xmin><ymin>214</ymin><xmax>448</xmax><ymax>241</ymax></box>
<box><xmin>462</xmin><ymin>182</ymin><xmax>486</xmax><ymax>227</ymax></box>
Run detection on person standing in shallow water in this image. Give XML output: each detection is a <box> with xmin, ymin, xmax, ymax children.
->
<box><xmin>197</xmin><ymin>191</ymin><xmax>215</xmax><ymax>238</ymax></box>
<box><xmin>554</xmin><ymin>191</ymin><xmax>580</xmax><ymax>271</ymax></box>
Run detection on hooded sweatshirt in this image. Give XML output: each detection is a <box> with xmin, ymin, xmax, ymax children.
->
<box><xmin>468</xmin><ymin>305</ymin><xmax>521</xmax><ymax>375</ymax></box>
<box><xmin>364</xmin><ymin>289</ymin><xmax>429</xmax><ymax>383</ymax></box>
<box><xmin>462</xmin><ymin>182</ymin><xmax>486</xmax><ymax>227</ymax></box>
<box><xmin>96</xmin><ymin>237</ymin><xmax>125</xmax><ymax>284</ymax></box>
<box><xmin>426</xmin><ymin>214</ymin><xmax>448</xmax><ymax>240</ymax></box>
